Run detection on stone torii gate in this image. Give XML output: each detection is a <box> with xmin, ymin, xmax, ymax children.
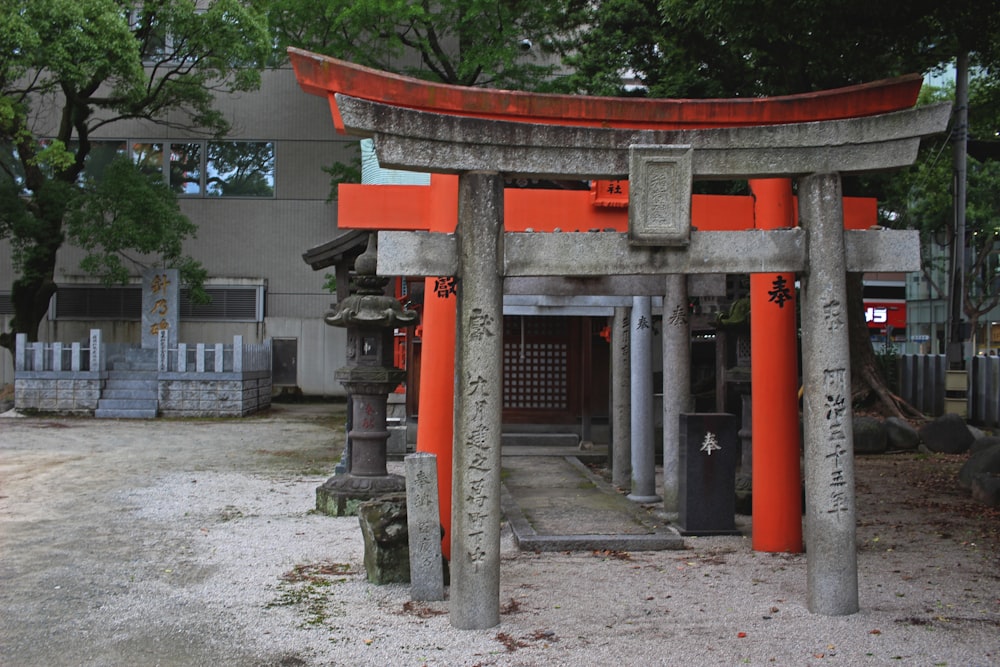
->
<box><xmin>291</xmin><ymin>48</ymin><xmax>950</xmax><ymax>629</ymax></box>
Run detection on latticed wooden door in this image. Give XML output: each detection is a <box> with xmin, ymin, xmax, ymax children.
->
<box><xmin>502</xmin><ymin>316</ymin><xmax>580</xmax><ymax>423</ymax></box>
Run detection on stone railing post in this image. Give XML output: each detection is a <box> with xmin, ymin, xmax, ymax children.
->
<box><xmin>71</xmin><ymin>342</ymin><xmax>82</xmax><ymax>372</ymax></box>
<box><xmin>233</xmin><ymin>335</ymin><xmax>244</xmax><ymax>373</ymax></box>
<box><xmin>33</xmin><ymin>341</ymin><xmax>45</xmax><ymax>371</ymax></box>
<box><xmin>15</xmin><ymin>333</ymin><xmax>27</xmax><ymax>371</ymax></box>
<box><xmin>89</xmin><ymin>329</ymin><xmax>102</xmax><ymax>372</ymax></box>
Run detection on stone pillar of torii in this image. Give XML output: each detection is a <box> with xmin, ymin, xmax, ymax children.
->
<box><xmin>290</xmin><ymin>49</ymin><xmax>950</xmax><ymax>629</ymax></box>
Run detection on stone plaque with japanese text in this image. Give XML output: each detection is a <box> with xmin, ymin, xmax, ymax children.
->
<box><xmin>142</xmin><ymin>268</ymin><xmax>179</xmax><ymax>350</ymax></box>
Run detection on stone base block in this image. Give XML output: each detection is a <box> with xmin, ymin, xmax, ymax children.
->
<box><xmin>358</xmin><ymin>493</ymin><xmax>410</xmax><ymax>585</ymax></box>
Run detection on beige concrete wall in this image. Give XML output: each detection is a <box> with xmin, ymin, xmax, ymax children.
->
<box><xmin>1</xmin><ymin>67</ymin><xmax>356</xmax><ymax>396</ymax></box>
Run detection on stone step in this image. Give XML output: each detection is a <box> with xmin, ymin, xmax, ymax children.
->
<box><xmin>97</xmin><ymin>398</ymin><xmax>158</xmax><ymax>411</ymax></box>
<box><xmin>105</xmin><ymin>380</ymin><xmax>156</xmax><ymax>389</ymax></box>
<box><xmin>101</xmin><ymin>388</ymin><xmax>158</xmax><ymax>401</ymax></box>
<box><xmin>109</xmin><ymin>363</ymin><xmax>159</xmax><ymax>373</ymax></box>
<box><xmin>94</xmin><ymin>407</ymin><xmax>158</xmax><ymax>419</ymax></box>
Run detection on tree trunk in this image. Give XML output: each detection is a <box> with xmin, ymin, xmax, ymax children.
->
<box><xmin>845</xmin><ymin>273</ymin><xmax>926</xmax><ymax>420</ymax></box>
<box><xmin>0</xmin><ymin>189</ymin><xmax>65</xmax><ymax>355</ymax></box>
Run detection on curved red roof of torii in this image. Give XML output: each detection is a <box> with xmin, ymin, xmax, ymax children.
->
<box><xmin>289</xmin><ymin>47</ymin><xmax>923</xmax><ymax>132</ymax></box>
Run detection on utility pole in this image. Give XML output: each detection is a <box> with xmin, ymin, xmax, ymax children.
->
<box><xmin>947</xmin><ymin>53</ymin><xmax>969</xmax><ymax>369</ymax></box>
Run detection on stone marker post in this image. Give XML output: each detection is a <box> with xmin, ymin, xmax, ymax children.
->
<box><xmin>628</xmin><ymin>296</ymin><xmax>660</xmax><ymax>502</ymax></box>
<box><xmin>450</xmin><ymin>172</ymin><xmax>505</xmax><ymax>630</ymax></box>
<box><xmin>611</xmin><ymin>306</ymin><xmax>632</xmax><ymax>489</ymax></box>
<box><xmin>142</xmin><ymin>268</ymin><xmax>179</xmax><ymax>350</ymax></box>
<box><xmin>799</xmin><ymin>173</ymin><xmax>859</xmax><ymax>616</ymax></box>
<box><xmin>405</xmin><ymin>452</ymin><xmax>445</xmax><ymax>601</ymax></box>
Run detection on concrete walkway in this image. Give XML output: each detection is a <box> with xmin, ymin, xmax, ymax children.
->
<box><xmin>500</xmin><ymin>450</ymin><xmax>683</xmax><ymax>552</ymax></box>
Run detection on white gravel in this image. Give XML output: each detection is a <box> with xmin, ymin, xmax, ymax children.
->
<box><xmin>1</xmin><ymin>405</ymin><xmax>998</xmax><ymax>666</ymax></box>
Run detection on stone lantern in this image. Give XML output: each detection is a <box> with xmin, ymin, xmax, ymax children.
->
<box><xmin>316</xmin><ymin>233</ymin><xmax>419</xmax><ymax>516</ymax></box>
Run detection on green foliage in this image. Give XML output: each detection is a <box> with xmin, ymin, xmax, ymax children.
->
<box><xmin>555</xmin><ymin>0</ymin><xmax>1000</xmax><ymax>99</ymax></box>
<box><xmin>322</xmin><ymin>273</ymin><xmax>337</xmax><ymax>293</ymax></box>
<box><xmin>268</xmin><ymin>0</ymin><xmax>567</xmax><ymax>89</ymax></box>
<box><xmin>321</xmin><ymin>143</ymin><xmax>362</xmax><ymax>200</ymax></box>
<box><xmin>66</xmin><ymin>157</ymin><xmax>201</xmax><ymax>288</ymax></box>
<box><xmin>0</xmin><ymin>0</ymin><xmax>271</xmax><ymax>345</ymax></box>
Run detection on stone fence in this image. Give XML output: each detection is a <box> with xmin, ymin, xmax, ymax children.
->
<box><xmin>14</xmin><ymin>330</ymin><xmax>272</xmax><ymax>417</ymax></box>
<box><xmin>13</xmin><ymin>330</ymin><xmax>107</xmax><ymax>413</ymax></box>
<box><xmin>154</xmin><ymin>332</ymin><xmax>272</xmax><ymax>417</ymax></box>
<box><xmin>15</xmin><ymin>329</ymin><xmax>106</xmax><ymax>374</ymax></box>
<box><xmin>897</xmin><ymin>353</ymin><xmax>1000</xmax><ymax>427</ymax></box>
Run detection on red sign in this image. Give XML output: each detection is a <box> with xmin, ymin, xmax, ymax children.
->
<box><xmin>864</xmin><ymin>300</ymin><xmax>906</xmax><ymax>330</ymax></box>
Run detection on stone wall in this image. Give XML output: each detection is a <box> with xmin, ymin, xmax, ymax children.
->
<box><xmin>157</xmin><ymin>372</ymin><xmax>272</xmax><ymax>417</ymax></box>
<box><xmin>14</xmin><ymin>373</ymin><xmax>105</xmax><ymax>414</ymax></box>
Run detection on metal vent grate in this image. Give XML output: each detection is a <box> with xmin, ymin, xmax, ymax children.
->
<box><xmin>54</xmin><ymin>285</ymin><xmax>262</xmax><ymax>321</ymax></box>
<box><xmin>55</xmin><ymin>286</ymin><xmax>142</xmax><ymax>320</ymax></box>
<box><xmin>180</xmin><ymin>288</ymin><xmax>260</xmax><ymax>321</ymax></box>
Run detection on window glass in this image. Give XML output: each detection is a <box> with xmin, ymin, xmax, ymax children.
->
<box><xmin>83</xmin><ymin>141</ymin><xmax>127</xmax><ymax>183</ymax></box>
<box><xmin>170</xmin><ymin>142</ymin><xmax>202</xmax><ymax>195</ymax></box>
<box><xmin>131</xmin><ymin>142</ymin><xmax>163</xmax><ymax>180</ymax></box>
<box><xmin>0</xmin><ymin>143</ymin><xmax>26</xmax><ymax>193</ymax></box>
<box><xmin>206</xmin><ymin>141</ymin><xmax>274</xmax><ymax>197</ymax></box>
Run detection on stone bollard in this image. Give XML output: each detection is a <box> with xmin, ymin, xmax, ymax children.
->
<box><xmin>405</xmin><ymin>453</ymin><xmax>445</xmax><ymax>601</ymax></box>
<box><xmin>357</xmin><ymin>493</ymin><xmax>409</xmax><ymax>585</ymax></box>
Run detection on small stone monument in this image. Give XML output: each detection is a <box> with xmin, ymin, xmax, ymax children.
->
<box><xmin>316</xmin><ymin>233</ymin><xmax>419</xmax><ymax>516</ymax></box>
<box><xmin>142</xmin><ymin>268</ymin><xmax>179</xmax><ymax>350</ymax></box>
<box><xmin>404</xmin><ymin>452</ymin><xmax>445</xmax><ymax>601</ymax></box>
<box><xmin>677</xmin><ymin>413</ymin><xmax>740</xmax><ymax>535</ymax></box>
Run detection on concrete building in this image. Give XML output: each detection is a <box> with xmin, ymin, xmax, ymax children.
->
<box><xmin>1</xmin><ymin>67</ymin><xmax>353</xmax><ymax>395</ymax></box>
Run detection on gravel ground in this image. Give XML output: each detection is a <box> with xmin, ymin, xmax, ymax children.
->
<box><xmin>1</xmin><ymin>403</ymin><xmax>999</xmax><ymax>666</ymax></box>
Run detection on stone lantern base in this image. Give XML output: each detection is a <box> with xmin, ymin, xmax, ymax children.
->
<box><xmin>315</xmin><ymin>473</ymin><xmax>406</xmax><ymax>517</ymax></box>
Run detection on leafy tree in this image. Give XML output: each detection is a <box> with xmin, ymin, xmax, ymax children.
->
<box><xmin>885</xmin><ymin>78</ymin><xmax>1000</xmax><ymax>355</ymax></box>
<box><xmin>268</xmin><ymin>0</ymin><xmax>568</xmax><ymax>89</ymax></box>
<box><xmin>268</xmin><ymin>0</ymin><xmax>577</xmax><ymax>195</ymax></box>
<box><xmin>0</xmin><ymin>0</ymin><xmax>270</xmax><ymax>353</ymax></box>
<box><xmin>559</xmin><ymin>0</ymin><xmax>1000</xmax><ymax>417</ymax></box>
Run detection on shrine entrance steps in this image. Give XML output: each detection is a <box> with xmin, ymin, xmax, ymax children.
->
<box><xmin>95</xmin><ymin>349</ymin><xmax>158</xmax><ymax>419</ymax></box>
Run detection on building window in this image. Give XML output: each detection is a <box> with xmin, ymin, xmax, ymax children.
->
<box><xmin>0</xmin><ymin>292</ymin><xmax>14</xmax><ymax>315</ymax></box>
<box><xmin>170</xmin><ymin>143</ymin><xmax>203</xmax><ymax>195</ymax></box>
<box><xmin>206</xmin><ymin>142</ymin><xmax>275</xmax><ymax>197</ymax></box>
<box><xmin>77</xmin><ymin>140</ymin><xmax>275</xmax><ymax>198</ymax></box>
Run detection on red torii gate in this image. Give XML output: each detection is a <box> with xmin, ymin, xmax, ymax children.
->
<box><xmin>336</xmin><ymin>176</ymin><xmax>879</xmax><ymax>556</ymax></box>
<box><xmin>292</xmin><ymin>50</ymin><xmax>922</xmax><ymax>560</ymax></box>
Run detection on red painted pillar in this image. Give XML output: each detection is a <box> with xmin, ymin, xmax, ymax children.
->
<box><xmin>415</xmin><ymin>174</ymin><xmax>459</xmax><ymax>559</ymax></box>
<box><xmin>749</xmin><ymin>179</ymin><xmax>804</xmax><ymax>553</ymax></box>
